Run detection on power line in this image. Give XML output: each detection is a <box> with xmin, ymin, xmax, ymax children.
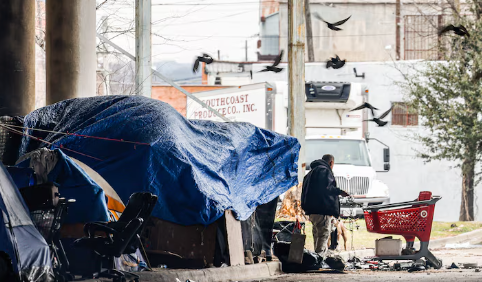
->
<box><xmin>152</xmin><ymin>33</ymin><xmax>395</xmax><ymax>39</ymax></box>
<box><xmin>155</xmin><ymin>10</ymin><xmax>254</xmax><ymax>26</ymax></box>
<box><xmin>153</xmin><ymin>1</ymin><xmax>279</xmax><ymax>5</ymax></box>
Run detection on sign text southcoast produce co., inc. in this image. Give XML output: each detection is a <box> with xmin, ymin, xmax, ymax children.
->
<box><xmin>187</xmin><ymin>89</ymin><xmax>266</xmax><ymax>128</ymax></box>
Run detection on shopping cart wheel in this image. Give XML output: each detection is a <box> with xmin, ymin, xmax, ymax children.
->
<box><xmin>425</xmin><ymin>251</ymin><xmax>443</xmax><ymax>269</ymax></box>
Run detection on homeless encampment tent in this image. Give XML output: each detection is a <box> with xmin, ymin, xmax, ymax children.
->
<box><xmin>18</xmin><ymin>95</ymin><xmax>300</xmax><ymax>226</ymax></box>
<box><xmin>17</xmin><ymin>149</ymin><xmax>111</xmax><ymax>224</ymax></box>
<box><xmin>0</xmin><ymin>162</ymin><xmax>53</xmax><ymax>281</ymax></box>
<box><xmin>15</xmin><ymin>148</ymin><xmax>148</xmax><ymax>274</ymax></box>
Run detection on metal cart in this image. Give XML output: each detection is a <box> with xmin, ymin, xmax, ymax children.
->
<box><xmin>363</xmin><ymin>191</ymin><xmax>442</xmax><ymax>269</ymax></box>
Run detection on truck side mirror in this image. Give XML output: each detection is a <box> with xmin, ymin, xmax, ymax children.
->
<box><xmin>383</xmin><ymin>148</ymin><xmax>390</xmax><ymax>163</ymax></box>
<box><xmin>384</xmin><ymin>163</ymin><xmax>390</xmax><ymax>171</ymax></box>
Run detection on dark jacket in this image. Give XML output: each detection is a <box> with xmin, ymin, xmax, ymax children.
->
<box><xmin>301</xmin><ymin>159</ymin><xmax>343</xmax><ymax>217</ymax></box>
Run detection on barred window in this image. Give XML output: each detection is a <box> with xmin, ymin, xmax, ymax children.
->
<box><xmin>404</xmin><ymin>15</ymin><xmax>445</xmax><ymax>60</ymax></box>
<box><xmin>392</xmin><ymin>102</ymin><xmax>418</xmax><ymax>126</ymax></box>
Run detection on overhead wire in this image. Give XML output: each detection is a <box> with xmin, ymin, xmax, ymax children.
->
<box><xmin>0</xmin><ymin>124</ymin><xmax>104</xmax><ymax>162</ymax></box>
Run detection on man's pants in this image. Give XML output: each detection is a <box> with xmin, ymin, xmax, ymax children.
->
<box><xmin>309</xmin><ymin>214</ymin><xmax>332</xmax><ymax>257</ymax></box>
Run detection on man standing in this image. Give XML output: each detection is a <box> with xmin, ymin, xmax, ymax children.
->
<box><xmin>301</xmin><ymin>154</ymin><xmax>349</xmax><ymax>256</ymax></box>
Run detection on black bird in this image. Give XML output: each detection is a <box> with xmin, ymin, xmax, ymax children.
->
<box><xmin>350</xmin><ymin>102</ymin><xmax>379</xmax><ymax>116</ymax></box>
<box><xmin>314</xmin><ymin>13</ymin><xmax>351</xmax><ymax>31</ymax></box>
<box><xmin>326</xmin><ymin>55</ymin><xmax>346</xmax><ymax>69</ymax></box>
<box><xmin>259</xmin><ymin>50</ymin><xmax>284</xmax><ymax>73</ymax></box>
<box><xmin>365</xmin><ymin>106</ymin><xmax>393</xmax><ymax>127</ymax></box>
<box><xmin>439</xmin><ymin>24</ymin><xmax>470</xmax><ymax>37</ymax></box>
<box><xmin>193</xmin><ymin>53</ymin><xmax>214</xmax><ymax>73</ymax></box>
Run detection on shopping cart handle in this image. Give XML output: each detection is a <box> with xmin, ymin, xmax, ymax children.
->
<box><xmin>363</xmin><ymin>196</ymin><xmax>441</xmax><ymax>211</ymax></box>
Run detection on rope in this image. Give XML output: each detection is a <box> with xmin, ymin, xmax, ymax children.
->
<box><xmin>0</xmin><ymin>124</ymin><xmax>103</xmax><ymax>162</ymax></box>
<box><xmin>1</xmin><ymin>124</ymin><xmax>150</xmax><ymax>146</ymax></box>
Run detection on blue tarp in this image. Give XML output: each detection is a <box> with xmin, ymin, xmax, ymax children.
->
<box><xmin>16</xmin><ymin>150</ymin><xmax>110</xmax><ymax>224</ymax></box>
<box><xmin>19</xmin><ymin>95</ymin><xmax>300</xmax><ymax>226</ymax></box>
<box><xmin>0</xmin><ymin>162</ymin><xmax>53</xmax><ymax>281</ymax></box>
<box><xmin>5</xmin><ymin>166</ymin><xmax>36</xmax><ymax>189</ymax></box>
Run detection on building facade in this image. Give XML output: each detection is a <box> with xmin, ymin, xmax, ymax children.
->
<box><xmin>258</xmin><ymin>0</ymin><xmax>464</xmax><ymax>62</ymax></box>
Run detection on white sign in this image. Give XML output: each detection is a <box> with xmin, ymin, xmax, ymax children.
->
<box><xmin>187</xmin><ymin>89</ymin><xmax>267</xmax><ymax>128</ymax></box>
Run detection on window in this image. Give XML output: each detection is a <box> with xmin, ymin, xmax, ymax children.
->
<box><xmin>404</xmin><ymin>15</ymin><xmax>446</xmax><ymax>60</ymax></box>
<box><xmin>392</xmin><ymin>102</ymin><xmax>418</xmax><ymax>126</ymax></box>
<box><xmin>305</xmin><ymin>139</ymin><xmax>371</xmax><ymax>167</ymax></box>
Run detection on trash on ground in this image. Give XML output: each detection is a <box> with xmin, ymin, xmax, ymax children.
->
<box><xmin>463</xmin><ymin>262</ymin><xmax>478</xmax><ymax>269</ymax></box>
<box><xmin>448</xmin><ymin>262</ymin><xmax>460</xmax><ymax>269</ymax></box>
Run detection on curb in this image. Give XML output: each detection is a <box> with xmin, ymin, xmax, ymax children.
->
<box><xmin>134</xmin><ymin>262</ymin><xmax>282</xmax><ymax>282</ymax></box>
<box><xmin>415</xmin><ymin>228</ymin><xmax>482</xmax><ymax>249</ymax></box>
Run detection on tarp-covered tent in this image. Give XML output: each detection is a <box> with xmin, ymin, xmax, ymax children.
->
<box><xmin>0</xmin><ymin>162</ymin><xmax>53</xmax><ymax>281</ymax></box>
<box><xmin>17</xmin><ymin>149</ymin><xmax>111</xmax><ymax>224</ymax></box>
<box><xmin>19</xmin><ymin>95</ymin><xmax>300</xmax><ymax>226</ymax></box>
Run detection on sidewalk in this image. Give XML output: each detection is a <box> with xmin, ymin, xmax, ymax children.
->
<box><xmin>83</xmin><ymin>262</ymin><xmax>282</xmax><ymax>282</ymax></box>
<box><xmin>80</xmin><ymin>228</ymin><xmax>482</xmax><ymax>282</ymax></box>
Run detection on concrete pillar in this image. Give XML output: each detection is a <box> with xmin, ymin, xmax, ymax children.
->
<box><xmin>135</xmin><ymin>0</ymin><xmax>152</xmax><ymax>98</ymax></box>
<box><xmin>46</xmin><ymin>0</ymin><xmax>96</xmax><ymax>105</ymax></box>
<box><xmin>0</xmin><ymin>0</ymin><xmax>35</xmax><ymax>116</ymax></box>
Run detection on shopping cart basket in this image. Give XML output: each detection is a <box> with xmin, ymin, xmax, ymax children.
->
<box><xmin>363</xmin><ymin>191</ymin><xmax>442</xmax><ymax>269</ymax></box>
<box><xmin>30</xmin><ymin>198</ymin><xmax>75</xmax><ymax>281</ymax></box>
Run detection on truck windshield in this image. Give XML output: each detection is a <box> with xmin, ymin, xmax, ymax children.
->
<box><xmin>305</xmin><ymin>139</ymin><xmax>371</xmax><ymax>167</ymax></box>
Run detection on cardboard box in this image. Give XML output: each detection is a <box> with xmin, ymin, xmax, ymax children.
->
<box><xmin>375</xmin><ymin>238</ymin><xmax>402</xmax><ymax>256</ymax></box>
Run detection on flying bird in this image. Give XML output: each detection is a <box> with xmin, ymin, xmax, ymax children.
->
<box><xmin>314</xmin><ymin>13</ymin><xmax>351</xmax><ymax>31</ymax></box>
<box><xmin>193</xmin><ymin>53</ymin><xmax>214</xmax><ymax>73</ymax></box>
<box><xmin>438</xmin><ymin>24</ymin><xmax>470</xmax><ymax>37</ymax></box>
<box><xmin>350</xmin><ymin>102</ymin><xmax>379</xmax><ymax>116</ymax></box>
<box><xmin>365</xmin><ymin>106</ymin><xmax>393</xmax><ymax>127</ymax></box>
<box><xmin>326</xmin><ymin>55</ymin><xmax>346</xmax><ymax>69</ymax></box>
<box><xmin>259</xmin><ymin>50</ymin><xmax>284</xmax><ymax>73</ymax></box>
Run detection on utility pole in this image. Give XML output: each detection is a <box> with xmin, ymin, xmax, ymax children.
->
<box><xmin>304</xmin><ymin>0</ymin><xmax>315</xmax><ymax>62</ymax></box>
<box><xmin>288</xmin><ymin>0</ymin><xmax>306</xmax><ymax>183</ymax></box>
<box><xmin>135</xmin><ymin>0</ymin><xmax>152</xmax><ymax>98</ymax></box>
<box><xmin>396</xmin><ymin>0</ymin><xmax>401</xmax><ymax>60</ymax></box>
<box><xmin>245</xmin><ymin>40</ymin><xmax>248</xmax><ymax>61</ymax></box>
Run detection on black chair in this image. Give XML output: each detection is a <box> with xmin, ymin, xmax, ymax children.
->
<box><xmin>74</xmin><ymin>192</ymin><xmax>157</xmax><ymax>282</ymax></box>
<box><xmin>106</xmin><ymin>192</ymin><xmax>158</xmax><ymax>254</ymax></box>
<box><xmin>74</xmin><ymin>218</ymin><xmax>143</xmax><ymax>282</ymax></box>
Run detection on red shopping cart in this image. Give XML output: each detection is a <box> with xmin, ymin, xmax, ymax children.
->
<box><xmin>363</xmin><ymin>191</ymin><xmax>442</xmax><ymax>269</ymax></box>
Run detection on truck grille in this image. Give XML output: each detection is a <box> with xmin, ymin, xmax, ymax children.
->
<box><xmin>335</xmin><ymin>176</ymin><xmax>370</xmax><ymax>195</ymax></box>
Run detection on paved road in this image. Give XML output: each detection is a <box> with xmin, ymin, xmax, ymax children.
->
<box><xmin>242</xmin><ymin>270</ymin><xmax>482</xmax><ymax>282</ymax></box>
<box><xmin>242</xmin><ymin>247</ymin><xmax>482</xmax><ymax>282</ymax></box>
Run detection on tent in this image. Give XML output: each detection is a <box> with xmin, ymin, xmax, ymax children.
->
<box><xmin>0</xmin><ymin>162</ymin><xmax>53</xmax><ymax>281</ymax></box>
<box><xmin>19</xmin><ymin>96</ymin><xmax>300</xmax><ymax>226</ymax></box>
<box><xmin>17</xmin><ymin>149</ymin><xmax>111</xmax><ymax>224</ymax></box>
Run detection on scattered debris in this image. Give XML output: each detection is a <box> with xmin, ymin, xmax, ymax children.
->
<box><xmin>408</xmin><ymin>265</ymin><xmax>426</xmax><ymax>272</ymax></box>
<box><xmin>463</xmin><ymin>262</ymin><xmax>478</xmax><ymax>269</ymax></box>
<box><xmin>401</xmin><ymin>248</ymin><xmax>416</xmax><ymax>255</ymax></box>
<box><xmin>448</xmin><ymin>262</ymin><xmax>460</xmax><ymax>269</ymax></box>
<box><xmin>324</xmin><ymin>256</ymin><xmax>346</xmax><ymax>271</ymax></box>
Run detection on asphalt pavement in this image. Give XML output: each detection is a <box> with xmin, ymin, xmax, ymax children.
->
<box><xmin>241</xmin><ymin>246</ymin><xmax>482</xmax><ymax>282</ymax></box>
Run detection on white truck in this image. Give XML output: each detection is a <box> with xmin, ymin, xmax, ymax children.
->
<box><xmin>186</xmin><ymin>81</ymin><xmax>390</xmax><ymax>216</ymax></box>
